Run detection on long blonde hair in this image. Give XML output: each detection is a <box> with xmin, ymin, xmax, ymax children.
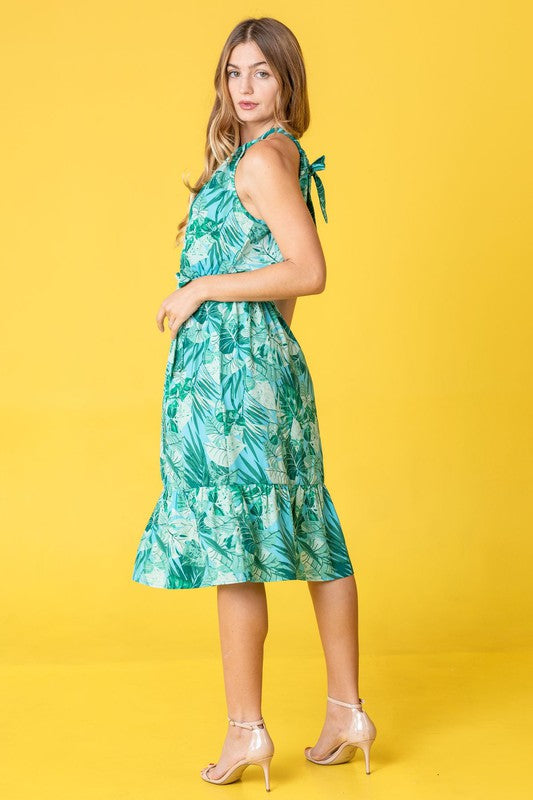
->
<box><xmin>175</xmin><ymin>17</ymin><xmax>311</xmax><ymax>247</ymax></box>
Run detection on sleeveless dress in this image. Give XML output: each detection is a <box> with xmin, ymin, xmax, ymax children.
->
<box><xmin>132</xmin><ymin>126</ymin><xmax>354</xmax><ymax>589</ymax></box>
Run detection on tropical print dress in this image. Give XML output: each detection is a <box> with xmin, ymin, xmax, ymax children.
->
<box><xmin>132</xmin><ymin>126</ymin><xmax>354</xmax><ymax>589</ymax></box>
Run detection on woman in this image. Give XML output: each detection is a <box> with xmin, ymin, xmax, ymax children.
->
<box><xmin>132</xmin><ymin>16</ymin><xmax>377</xmax><ymax>790</ymax></box>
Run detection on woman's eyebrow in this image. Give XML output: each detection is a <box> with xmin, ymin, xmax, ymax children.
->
<box><xmin>226</xmin><ymin>61</ymin><xmax>268</xmax><ymax>69</ymax></box>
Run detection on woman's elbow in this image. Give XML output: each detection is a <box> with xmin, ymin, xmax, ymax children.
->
<box><xmin>310</xmin><ymin>255</ymin><xmax>327</xmax><ymax>293</ymax></box>
<box><xmin>310</xmin><ymin>268</ymin><xmax>326</xmax><ymax>294</ymax></box>
<box><xmin>289</xmin><ymin>257</ymin><xmax>326</xmax><ymax>294</ymax></box>
<box><xmin>314</xmin><ymin>275</ymin><xmax>326</xmax><ymax>294</ymax></box>
<box><xmin>300</xmin><ymin>271</ymin><xmax>324</xmax><ymax>295</ymax></box>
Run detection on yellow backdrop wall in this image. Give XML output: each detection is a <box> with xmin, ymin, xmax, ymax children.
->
<box><xmin>2</xmin><ymin>0</ymin><xmax>532</xmax><ymax>664</ymax></box>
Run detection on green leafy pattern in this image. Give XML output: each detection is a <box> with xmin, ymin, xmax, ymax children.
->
<box><xmin>132</xmin><ymin>127</ymin><xmax>354</xmax><ymax>589</ymax></box>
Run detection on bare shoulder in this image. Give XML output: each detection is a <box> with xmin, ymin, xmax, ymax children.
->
<box><xmin>238</xmin><ymin>133</ymin><xmax>300</xmax><ymax>183</ymax></box>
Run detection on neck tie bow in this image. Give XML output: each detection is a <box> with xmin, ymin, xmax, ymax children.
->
<box><xmin>306</xmin><ymin>154</ymin><xmax>328</xmax><ymax>224</ymax></box>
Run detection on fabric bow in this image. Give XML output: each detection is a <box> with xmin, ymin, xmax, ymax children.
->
<box><xmin>306</xmin><ymin>154</ymin><xmax>328</xmax><ymax>224</ymax></box>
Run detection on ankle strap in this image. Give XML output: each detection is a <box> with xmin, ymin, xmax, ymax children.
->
<box><xmin>228</xmin><ymin>716</ymin><xmax>265</xmax><ymax>729</ymax></box>
<box><xmin>327</xmin><ymin>695</ymin><xmax>364</xmax><ymax>709</ymax></box>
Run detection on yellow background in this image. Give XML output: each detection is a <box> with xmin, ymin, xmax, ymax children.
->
<box><xmin>2</xmin><ymin>1</ymin><xmax>532</xmax><ymax>797</ymax></box>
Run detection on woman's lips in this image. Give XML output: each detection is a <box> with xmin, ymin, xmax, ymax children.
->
<box><xmin>239</xmin><ymin>102</ymin><xmax>258</xmax><ymax>109</ymax></box>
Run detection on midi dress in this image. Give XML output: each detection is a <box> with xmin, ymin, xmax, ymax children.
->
<box><xmin>132</xmin><ymin>125</ymin><xmax>354</xmax><ymax>589</ymax></box>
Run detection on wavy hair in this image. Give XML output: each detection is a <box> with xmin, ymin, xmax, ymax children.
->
<box><xmin>175</xmin><ymin>17</ymin><xmax>311</xmax><ymax>247</ymax></box>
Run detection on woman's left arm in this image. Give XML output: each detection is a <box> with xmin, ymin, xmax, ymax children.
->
<box><xmin>192</xmin><ymin>143</ymin><xmax>327</xmax><ymax>303</ymax></box>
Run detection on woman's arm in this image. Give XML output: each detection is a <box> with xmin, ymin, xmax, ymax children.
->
<box><xmin>273</xmin><ymin>297</ymin><xmax>297</xmax><ymax>326</ymax></box>
<box><xmin>190</xmin><ymin>141</ymin><xmax>327</xmax><ymax>305</ymax></box>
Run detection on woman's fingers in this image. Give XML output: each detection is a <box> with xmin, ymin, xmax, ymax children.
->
<box><xmin>156</xmin><ymin>306</ymin><xmax>178</xmax><ymax>335</ymax></box>
<box><xmin>156</xmin><ymin>304</ymin><xmax>167</xmax><ymax>332</ymax></box>
<box><xmin>155</xmin><ymin>285</ymin><xmax>200</xmax><ymax>338</ymax></box>
<box><xmin>167</xmin><ymin>313</ymin><xmax>182</xmax><ymax>340</ymax></box>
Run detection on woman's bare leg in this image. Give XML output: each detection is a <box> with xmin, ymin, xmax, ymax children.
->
<box><xmin>205</xmin><ymin>581</ymin><xmax>268</xmax><ymax>779</ymax></box>
<box><xmin>306</xmin><ymin>574</ymin><xmax>361</xmax><ymax>758</ymax></box>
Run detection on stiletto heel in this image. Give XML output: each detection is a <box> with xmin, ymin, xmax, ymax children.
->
<box><xmin>200</xmin><ymin>715</ymin><xmax>275</xmax><ymax>790</ymax></box>
<box><xmin>358</xmin><ymin>737</ymin><xmax>374</xmax><ymax>774</ymax></box>
<box><xmin>304</xmin><ymin>696</ymin><xmax>377</xmax><ymax>773</ymax></box>
<box><xmin>256</xmin><ymin>754</ymin><xmax>273</xmax><ymax>791</ymax></box>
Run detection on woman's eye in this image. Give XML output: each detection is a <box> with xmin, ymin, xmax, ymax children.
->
<box><xmin>227</xmin><ymin>70</ymin><xmax>270</xmax><ymax>78</ymax></box>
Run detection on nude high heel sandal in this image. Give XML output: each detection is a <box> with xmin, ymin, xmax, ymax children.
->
<box><xmin>304</xmin><ymin>696</ymin><xmax>377</xmax><ymax>773</ymax></box>
<box><xmin>200</xmin><ymin>715</ymin><xmax>275</xmax><ymax>790</ymax></box>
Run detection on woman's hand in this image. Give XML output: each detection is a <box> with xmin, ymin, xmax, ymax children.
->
<box><xmin>155</xmin><ymin>278</ymin><xmax>206</xmax><ymax>340</ymax></box>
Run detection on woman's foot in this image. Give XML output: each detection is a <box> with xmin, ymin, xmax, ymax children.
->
<box><xmin>308</xmin><ymin>701</ymin><xmax>359</xmax><ymax>760</ymax></box>
<box><xmin>204</xmin><ymin>721</ymin><xmax>265</xmax><ymax>780</ymax></box>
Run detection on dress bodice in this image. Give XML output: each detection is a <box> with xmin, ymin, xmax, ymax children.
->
<box><xmin>177</xmin><ymin>126</ymin><xmax>328</xmax><ymax>289</ymax></box>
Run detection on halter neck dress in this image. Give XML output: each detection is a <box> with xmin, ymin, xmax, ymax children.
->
<box><xmin>132</xmin><ymin>126</ymin><xmax>354</xmax><ymax>589</ymax></box>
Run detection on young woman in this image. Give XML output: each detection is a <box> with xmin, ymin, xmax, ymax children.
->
<box><xmin>132</xmin><ymin>16</ymin><xmax>377</xmax><ymax>790</ymax></box>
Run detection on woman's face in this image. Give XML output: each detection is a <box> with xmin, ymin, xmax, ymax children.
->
<box><xmin>226</xmin><ymin>41</ymin><xmax>279</xmax><ymax>131</ymax></box>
